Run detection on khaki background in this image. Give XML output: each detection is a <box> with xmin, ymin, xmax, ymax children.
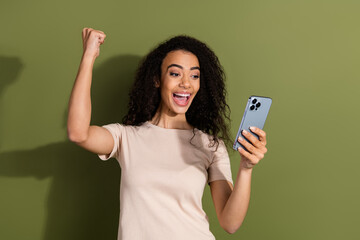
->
<box><xmin>1</xmin><ymin>0</ymin><xmax>359</xmax><ymax>239</ymax></box>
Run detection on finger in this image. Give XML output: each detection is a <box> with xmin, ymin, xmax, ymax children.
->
<box><xmin>238</xmin><ymin>147</ymin><xmax>259</xmax><ymax>164</ymax></box>
<box><xmin>238</xmin><ymin>136</ymin><xmax>266</xmax><ymax>159</ymax></box>
<box><xmin>87</xmin><ymin>28</ymin><xmax>95</xmax><ymax>39</ymax></box>
<box><xmin>249</xmin><ymin>127</ymin><xmax>267</xmax><ymax>145</ymax></box>
<box><xmin>82</xmin><ymin>28</ymin><xmax>86</xmax><ymax>40</ymax></box>
<box><xmin>98</xmin><ymin>34</ymin><xmax>106</xmax><ymax>43</ymax></box>
<box><xmin>83</xmin><ymin>29</ymin><xmax>89</xmax><ymax>41</ymax></box>
<box><xmin>241</xmin><ymin>130</ymin><xmax>263</xmax><ymax>148</ymax></box>
<box><xmin>239</xmin><ymin>138</ymin><xmax>267</xmax><ymax>161</ymax></box>
<box><xmin>238</xmin><ymin>136</ymin><xmax>257</xmax><ymax>154</ymax></box>
<box><xmin>89</xmin><ymin>30</ymin><xmax>105</xmax><ymax>41</ymax></box>
<box><xmin>99</xmin><ymin>32</ymin><xmax>106</xmax><ymax>39</ymax></box>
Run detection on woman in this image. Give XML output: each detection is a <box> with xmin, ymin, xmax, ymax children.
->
<box><xmin>67</xmin><ymin>28</ymin><xmax>268</xmax><ymax>240</ymax></box>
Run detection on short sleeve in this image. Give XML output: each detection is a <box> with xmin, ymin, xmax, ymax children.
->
<box><xmin>207</xmin><ymin>140</ymin><xmax>233</xmax><ymax>185</ymax></box>
<box><xmin>97</xmin><ymin>123</ymin><xmax>123</xmax><ymax>161</ymax></box>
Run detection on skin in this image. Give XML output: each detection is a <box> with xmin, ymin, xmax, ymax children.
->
<box><xmin>67</xmin><ymin>28</ymin><xmax>268</xmax><ymax>235</ymax></box>
<box><xmin>151</xmin><ymin>50</ymin><xmax>200</xmax><ymax>130</ymax></box>
<box><xmin>210</xmin><ymin>127</ymin><xmax>267</xmax><ymax>234</ymax></box>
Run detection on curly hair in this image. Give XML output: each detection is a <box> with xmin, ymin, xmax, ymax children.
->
<box><xmin>122</xmin><ymin>35</ymin><xmax>231</xmax><ymax>148</ymax></box>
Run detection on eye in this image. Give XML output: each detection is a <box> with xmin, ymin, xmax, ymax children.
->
<box><xmin>191</xmin><ymin>74</ymin><xmax>200</xmax><ymax>79</ymax></box>
<box><xmin>170</xmin><ymin>72</ymin><xmax>180</xmax><ymax>77</ymax></box>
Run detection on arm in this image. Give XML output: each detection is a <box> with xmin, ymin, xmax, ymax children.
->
<box><xmin>67</xmin><ymin>28</ymin><xmax>113</xmax><ymax>155</ymax></box>
<box><xmin>210</xmin><ymin>168</ymin><xmax>252</xmax><ymax>234</ymax></box>
<box><xmin>210</xmin><ymin>127</ymin><xmax>268</xmax><ymax>234</ymax></box>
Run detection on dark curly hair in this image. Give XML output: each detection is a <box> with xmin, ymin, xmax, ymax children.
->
<box><xmin>122</xmin><ymin>35</ymin><xmax>231</xmax><ymax>148</ymax></box>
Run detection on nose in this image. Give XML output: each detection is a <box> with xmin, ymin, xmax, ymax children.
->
<box><xmin>179</xmin><ymin>75</ymin><xmax>191</xmax><ymax>88</ymax></box>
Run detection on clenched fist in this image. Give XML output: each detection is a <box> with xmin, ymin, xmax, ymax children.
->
<box><xmin>82</xmin><ymin>28</ymin><xmax>106</xmax><ymax>59</ymax></box>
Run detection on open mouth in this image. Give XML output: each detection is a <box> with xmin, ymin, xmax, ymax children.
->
<box><xmin>172</xmin><ymin>93</ymin><xmax>191</xmax><ymax>106</ymax></box>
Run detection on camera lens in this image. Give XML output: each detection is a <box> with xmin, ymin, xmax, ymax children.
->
<box><xmin>250</xmin><ymin>105</ymin><xmax>255</xmax><ymax>110</ymax></box>
<box><xmin>252</xmin><ymin>99</ymin><xmax>257</xmax><ymax>104</ymax></box>
<box><xmin>256</xmin><ymin>102</ymin><xmax>261</xmax><ymax>108</ymax></box>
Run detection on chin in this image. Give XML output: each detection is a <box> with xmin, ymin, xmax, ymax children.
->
<box><xmin>163</xmin><ymin>101</ymin><xmax>191</xmax><ymax>116</ymax></box>
<box><xmin>169</xmin><ymin>105</ymin><xmax>189</xmax><ymax>115</ymax></box>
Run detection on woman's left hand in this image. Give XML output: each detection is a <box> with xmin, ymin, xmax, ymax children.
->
<box><xmin>237</xmin><ymin>127</ymin><xmax>268</xmax><ymax>169</ymax></box>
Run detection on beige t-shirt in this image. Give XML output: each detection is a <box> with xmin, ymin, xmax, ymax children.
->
<box><xmin>98</xmin><ymin>121</ymin><xmax>233</xmax><ymax>240</ymax></box>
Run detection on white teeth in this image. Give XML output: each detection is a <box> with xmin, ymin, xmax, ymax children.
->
<box><xmin>174</xmin><ymin>93</ymin><xmax>190</xmax><ymax>97</ymax></box>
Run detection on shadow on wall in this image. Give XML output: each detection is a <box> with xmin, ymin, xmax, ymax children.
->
<box><xmin>0</xmin><ymin>56</ymin><xmax>24</xmax><ymax>93</ymax></box>
<box><xmin>0</xmin><ymin>56</ymin><xmax>23</xmax><ymax>95</ymax></box>
<box><xmin>0</xmin><ymin>56</ymin><xmax>24</xmax><ymax>148</ymax></box>
<box><xmin>0</xmin><ymin>55</ymin><xmax>142</xmax><ymax>240</ymax></box>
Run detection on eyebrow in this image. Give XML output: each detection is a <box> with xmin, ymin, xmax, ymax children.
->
<box><xmin>167</xmin><ymin>64</ymin><xmax>200</xmax><ymax>71</ymax></box>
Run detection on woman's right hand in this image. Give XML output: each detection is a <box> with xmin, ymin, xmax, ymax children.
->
<box><xmin>82</xmin><ymin>28</ymin><xmax>106</xmax><ymax>59</ymax></box>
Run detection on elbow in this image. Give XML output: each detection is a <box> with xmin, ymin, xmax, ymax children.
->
<box><xmin>67</xmin><ymin>129</ymin><xmax>88</xmax><ymax>143</ymax></box>
<box><xmin>224</xmin><ymin>226</ymin><xmax>240</xmax><ymax>235</ymax></box>
<box><xmin>224</xmin><ymin>227</ymin><xmax>239</xmax><ymax>235</ymax></box>
<box><xmin>221</xmin><ymin>221</ymin><xmax>242</xmax><ymax>234</ymax></box>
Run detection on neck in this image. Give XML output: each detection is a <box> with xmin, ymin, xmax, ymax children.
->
<box><xmin>151</xmin><ymin>104</ymin><xmax>192</xmax><ymax>130</ymax></box>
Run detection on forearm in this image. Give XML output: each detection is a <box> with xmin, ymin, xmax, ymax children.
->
<box><xmin>220</xmin><ymin>166</ymin><xmax>253</xmax><ymax>233</ymax></box>
<box><xmin>67</xmin><ymin>53</ymin><xmax>96</xmax><ymax>142</ymax></box>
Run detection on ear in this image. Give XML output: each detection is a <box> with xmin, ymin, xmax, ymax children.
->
<box><xmin>153</xmin><ymin>76</ymin><xmax>160</xmax><ymax>88</ymax></box>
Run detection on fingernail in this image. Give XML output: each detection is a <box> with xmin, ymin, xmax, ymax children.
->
<box><xmin>243</xmin><ymin>130</ymin><xmax>248</xmax><ymax>135</ymax></box>
<box><xmin>250</xmin><ymin>127</ymin><xmax>255</xmax><ymax>131</ymax></box>
<box><xmin>238</xmin><ymin>137</ymin><xmax>243</xmax><ymax>141</ymax></box>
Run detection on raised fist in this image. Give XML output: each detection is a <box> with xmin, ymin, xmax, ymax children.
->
<box><xmin>82</xmin><ymin>28</ymin><xmax>106</xmax><ymax>59</ymax></box>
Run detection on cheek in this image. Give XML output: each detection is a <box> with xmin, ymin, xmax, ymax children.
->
<box><xmin>193</xmin><ymin>82</ymin><xmax>200</xmax><ymax>94</ymax></box>
<box><xmin>160</xmin><ymin>81</ymin><xmax>173</xmax><ymax>99</ymax></box>
<box><xmin>161</xmin><ymin>78</ymin><xmax>177</xmax><ymax>93</ymax></box>
<box><xmin>160</xmin><ymin>88</ymin><xmax>170</xmax><ymax>101</ymax></box>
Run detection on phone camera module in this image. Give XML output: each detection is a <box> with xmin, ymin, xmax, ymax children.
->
<box><xmin>252</xmin><ymin>99</ymin><xmax>257</xmax><ymax>104</ymax></box>
<box><xmin>256</xmin><ymin>102</ymin><xmax>261</xmax><ymax>108</ymax></box>
<box><xmin>250</xmin><ymin>105</ymin><xmax>255</xmax><ymax>110</ymax></box>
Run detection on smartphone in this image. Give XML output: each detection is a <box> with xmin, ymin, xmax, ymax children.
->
<box><xmin>233</xmin><ymin>96</ymin><xmax>272</xmax><ymax>151</ymax></box>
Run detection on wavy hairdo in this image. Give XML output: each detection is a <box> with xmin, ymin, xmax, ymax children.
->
<box><xmin>123</xmin><ymin>35</ymin><xmax>231</xmax><ymax>147</ymax></box>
